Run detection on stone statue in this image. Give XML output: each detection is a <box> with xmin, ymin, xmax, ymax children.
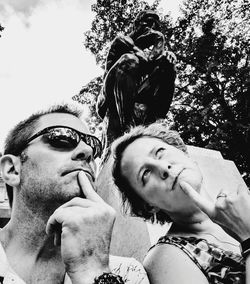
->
<box><xmin>96</xmin><ymin>10</ymin><xmax>176</xmax><ymax>148</ymax></box>
<box><xmin>95</xmin><ymin>10</ymin><xmax>177</xmax><ymax>261</ymax></box>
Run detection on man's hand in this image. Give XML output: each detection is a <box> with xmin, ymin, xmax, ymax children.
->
<box><xmin>180</xmin><ymin>181</ymin><xmax>250</xmax><ymax>242</ymax></box>
<box><xmin>46</xmin><ymin>171</ymin><xmax>116</xmax><ymax>283</ymax></box>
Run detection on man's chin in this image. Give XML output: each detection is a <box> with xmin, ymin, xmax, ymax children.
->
<box><xmin>59</xmin><ymin>187</ymin><xmax>84</xmax><ymax>203</ymax></box>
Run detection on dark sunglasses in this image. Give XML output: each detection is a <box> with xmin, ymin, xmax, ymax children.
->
<box><xmin>20</xmin><ymin>126</ymin><xmax>102</xmax><ymax>159</ymax></box>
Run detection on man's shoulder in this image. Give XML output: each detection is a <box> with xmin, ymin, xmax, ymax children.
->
<box><xmin>0</xmin><ymin>239</ymin><xmax>26</xmax><ymax>284</ymax></box>
<box><xmin>0</xmin><ymin>238</ymin><xmax>8</xmax><ymax>277</ymax></box>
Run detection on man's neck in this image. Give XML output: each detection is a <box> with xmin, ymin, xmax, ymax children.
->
<box><xmin>0</xmin><ymin>204</ymin><xmax>65</xmax><ymax>283</ymax></box>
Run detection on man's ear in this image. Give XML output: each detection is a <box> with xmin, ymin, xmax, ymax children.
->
<box><xmin>0</xmin><ymin>154</ymin><xmax>21</xmax><ymax>187</ymax></box>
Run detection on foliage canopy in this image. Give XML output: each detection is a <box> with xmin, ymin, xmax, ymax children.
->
<box><xmin>0</xmin><ymin>24</ymin><xmax>4</xmax><ymax>37</ymax></box>
<box><xmin>73</xmin><ymin>0</ymin><xmax>250</xmax><ymax>185</ymax></box>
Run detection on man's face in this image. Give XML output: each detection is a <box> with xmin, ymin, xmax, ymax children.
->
<box><xmin>19</xmin><ymin>113</ymin><xmax>97</xmax><ymax>210</ymax></box>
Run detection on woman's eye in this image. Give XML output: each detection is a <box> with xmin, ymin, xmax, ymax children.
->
<box><xmin>156</xmin><ymin>147</ymin><xmax>165</xmax><ymax>158</ymax></box>
<box><xmin>142</xmin><ymin>169</ymin><xmax>151</xmax><ymax>185</ymax></box>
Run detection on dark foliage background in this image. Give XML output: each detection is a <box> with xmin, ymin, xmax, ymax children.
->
<box><xmin>0</xmin><ymin>24</ymin><xmax>4</xmax><ymax>37</ymax></box>
<box><xmin>73</xmin><ymin>0</ymin><xmax>250</xmax><ymax>185</ymax></box>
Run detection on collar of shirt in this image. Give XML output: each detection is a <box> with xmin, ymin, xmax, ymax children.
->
<box><xmin>0</xmin><ymin>241</ymin><xmax>26</xmax><ymax>284</ymax></box>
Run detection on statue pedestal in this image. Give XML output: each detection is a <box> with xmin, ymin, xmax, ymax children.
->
<box><xmin>96</xmin><ymin>146</ymin><xmax>248</xmax><ymax>262</ymax></box>
<box><xmin>96</xmin><ymin>157</ymin><xmax>151</xmax><ymax>262</ymax></box>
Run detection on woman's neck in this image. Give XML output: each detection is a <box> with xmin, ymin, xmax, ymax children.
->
<box><xmin>168</xmin><ymin>218</ymin><xmax>240</xmax><ymax>253</ymax></box>
<box><xmin>167</xmin><ymin>185</ymin><xmax>240</xmax><ymax>252</ymax></box>
<box><xmin>169</xmin><ymin>208</ymin><xmax>211</xmax><ymax>232</ymax></box>
<box><xmin>168</xmin><ymin>183</ymin><xmax>215</xmax><ymax>229</ymax></box>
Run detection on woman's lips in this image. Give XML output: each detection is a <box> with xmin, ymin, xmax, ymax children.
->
<box><xmin>172</xmin><ymin>168</ymin><xmax>185</xmax><ymax>191</ymax></box>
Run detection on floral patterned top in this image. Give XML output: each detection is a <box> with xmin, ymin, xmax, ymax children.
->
<box><xmin>151</xmin><ymin>235</ymin><xmax>245</xmax><ymax>284</ymax></box>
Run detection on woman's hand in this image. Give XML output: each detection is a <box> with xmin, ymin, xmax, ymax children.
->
<box><xmin>180</xmin><ymin>181</ymin><xmax>250</xmax><ymax>242</ymax></box>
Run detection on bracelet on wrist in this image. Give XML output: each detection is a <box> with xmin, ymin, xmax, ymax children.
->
<box><xmin>94</xmin><ymin>272</ymin><xmax>125</xmax><ymax>284</ymax></box>
<box><xmin>240</xmin><ymin>238</ymin><xmax>250</xmax><ymax>259</ymax></box>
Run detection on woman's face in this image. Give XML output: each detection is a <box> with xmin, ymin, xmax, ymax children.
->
<box><xmin>120</xmin><ymin>137</ymin><xmax>203</xmax><ymax>215</ymax></box>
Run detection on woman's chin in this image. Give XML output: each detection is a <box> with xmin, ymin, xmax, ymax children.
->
<box><xmin>179</xmin><ymin>174</ymin><xmax>203</xmax><ymax>194</ymax></box>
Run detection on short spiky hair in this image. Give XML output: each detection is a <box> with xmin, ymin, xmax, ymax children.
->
<box><xmin>111</xmin><ymin>120</ymin><xmax>187</xmax><ymax>224</ymax></box>
<box><xmin>3</xmin><ymin>103</ymin><xmax>83</xmax><ymax>207</ymax></box>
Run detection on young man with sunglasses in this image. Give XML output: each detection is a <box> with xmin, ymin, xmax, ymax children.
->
<box><xmin>0</xmin><ymin>104</ymin><xmax>149</xmax><ymax>284</ymax></box>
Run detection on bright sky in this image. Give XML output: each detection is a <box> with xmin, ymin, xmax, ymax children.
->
<box><xmin>0</xmin><ymin>0</ymin><xmax>182</xmax><ymax>152</ymax></box>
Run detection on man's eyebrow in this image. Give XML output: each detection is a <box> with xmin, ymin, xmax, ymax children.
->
<box><xmin>136</xmin><ymin>146</ymin><xmax>157</xmax><ymax>184</ymax></box>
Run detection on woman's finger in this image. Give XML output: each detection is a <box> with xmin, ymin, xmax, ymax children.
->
<box><xmin>180</xmin><ymin>181</ymin><xmax>215</xmax><ymax>217</ymax></box>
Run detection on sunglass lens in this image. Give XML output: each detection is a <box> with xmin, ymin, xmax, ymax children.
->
<box><xmin>45</xmin><ymin>127</ymin><xmax>102</xmax><ymax>158</ymax></box>
<box><xmin>45</xmin><ymin>128</ymin><xmax>78</xmax><ymax>149</ymax></box>
<box><xmin>83</xmin><ymin>134</ymin><xmax>102</xmax><ymax>158</ymax></box>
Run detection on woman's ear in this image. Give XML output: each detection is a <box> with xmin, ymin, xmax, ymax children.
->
<box><xmin>0</xmin><ymin>154</ymin><xmax>21</xmax><ymax>187</ymax></box>
<box><xmin>144</xmin><ymin>203</ymin><xmax>160</xmax><ymax>213</ymax></box>
<box><xmin>151</xmin><ymin>206</ymin><xmax>160</xmax><ymax>213</ymax></box>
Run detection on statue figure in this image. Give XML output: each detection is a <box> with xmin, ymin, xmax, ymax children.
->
<box><xmin>95</xmin><ymin>11</ymin><xmax>177</xmax><ymax>260</ymax></box>
<box><xmin>96</xmin><ymin>10</ymin><xmax>177</xmax><ymax>147</ymax></box>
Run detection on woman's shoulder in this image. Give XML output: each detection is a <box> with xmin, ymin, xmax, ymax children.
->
<box><xmin>146</xmin><ymin>235</ymin><xmax>245</xmax><ymax>284</ymax></box>
<box><xmin>144</xmin><ymin>238</ymin><xmax>209</xmax><ymax>284</ymax></box>
<box><xmin>153</xmin><ymin>235</ymin><xmax>243</xmax><ymax>261</ymax></box>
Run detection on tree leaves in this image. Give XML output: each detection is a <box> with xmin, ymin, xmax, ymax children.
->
<box><xmin>76</xmin><ymin>0</ymin><xmax>250</xmax><ymax>185</ymax></box>
<box><xmin>0</xmin><ymin>24</ymin><xmax>4</xmax><ymax>37</ymax></box>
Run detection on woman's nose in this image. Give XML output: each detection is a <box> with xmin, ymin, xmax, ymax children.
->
<box><xmin>158</xmin><ymin>163</ymin><xmax>171</xmax><ymax>180</ymax></box>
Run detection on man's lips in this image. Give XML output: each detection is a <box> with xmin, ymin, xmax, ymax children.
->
<box><xmin>62</xmin><ymin>169</ymin><xmax>95</xmax><ymax>182</ymax></box>
<box><xmin>172</xmin><ymin>168</ymin><xmax>185</xmax><ymax>191</ymax></box>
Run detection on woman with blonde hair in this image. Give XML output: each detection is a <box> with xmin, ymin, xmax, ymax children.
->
<box><xmin>111</xmin><ymin>121</ymin><xmax>246</xmax><ymax>284</ymax></box>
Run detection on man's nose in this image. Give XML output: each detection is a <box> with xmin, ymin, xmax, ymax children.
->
<box><xmin>71</xmin><ymin>140</ymin><xmax>93</xmax><ymax>163</ymax></box>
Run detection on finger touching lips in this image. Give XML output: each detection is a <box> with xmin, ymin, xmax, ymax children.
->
<box><xmin>78</xmin><ymin>171</ymin><xmax>104</xmax><ymax>203</ymax></box>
